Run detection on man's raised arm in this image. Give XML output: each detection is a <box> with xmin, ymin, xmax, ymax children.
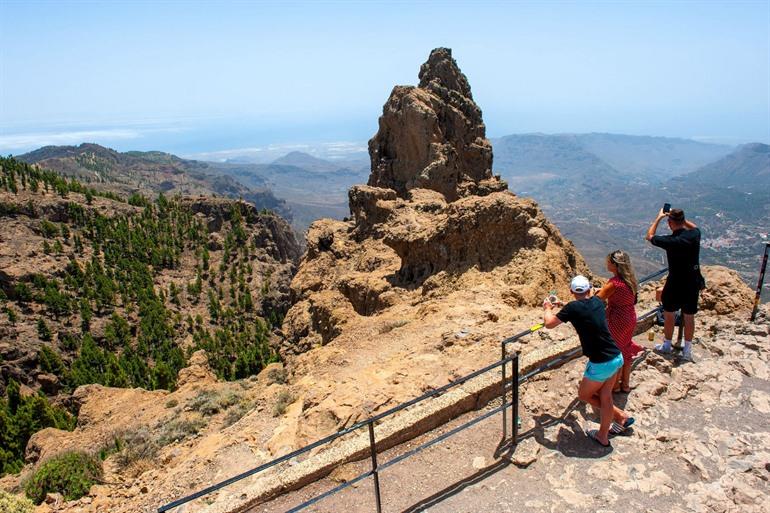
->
<box><xmin>646</xmin><ymin>208</ymin><xmax>667</xmax><ymax>241</ymax></box>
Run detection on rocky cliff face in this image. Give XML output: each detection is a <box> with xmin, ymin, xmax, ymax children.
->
<box><xmin>283</xmin><ymin>48</ymin><xmax>588</xmax><ymax>356</ymax></box>
<box><xmin>269</xmin><ymin>49</ymin><xmax>589</xmax><ymax>456</ymax></box>
<box><xmin>368</xmin><ymin>48</ymin><xmax>507</xmax><ymax>201</ymax></box>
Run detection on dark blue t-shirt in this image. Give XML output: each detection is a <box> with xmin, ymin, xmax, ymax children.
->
<box><xmin>556</xmin><ymin>296</ymin><xmax>620</xmax><ymax>363</ymax></box>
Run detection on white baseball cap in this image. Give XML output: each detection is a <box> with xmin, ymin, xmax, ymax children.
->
<box><xmin>570</xmin><ymin>275</ymin><xmax>591</xmax><ymax>294</ymax></box>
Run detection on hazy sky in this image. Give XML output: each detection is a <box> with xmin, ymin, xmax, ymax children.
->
<box><xmin>1</xmin><ymin>0</ymin><xmax>768</xmax><ymax>156</ymax></box>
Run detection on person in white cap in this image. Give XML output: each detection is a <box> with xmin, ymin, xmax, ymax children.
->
<box><xmin>543</xmin><ymin>275</ymin><xmax>635</xmax><ymax>447</ymax></box>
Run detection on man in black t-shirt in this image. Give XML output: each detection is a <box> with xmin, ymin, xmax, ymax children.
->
<box><xmin>646</xmin><ymin>207</ymin><xmax>702</xmax><ymax>361</ymax></box>
<box><xmin>543</xmin><ymin>275</ymin><xmax>634</xmax><ymax>447</ymax></box>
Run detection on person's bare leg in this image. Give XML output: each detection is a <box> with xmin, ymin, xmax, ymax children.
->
<box><xmin>621</xmin><ymin>360</ymin><xmax>632</xmax><ymax>390</ymax></box>
<box><xmin>597</xmin><ymin>378</ymin><xmax>616</xmax><ymax>443</ymax></box>
<box><xmin>579</xmin><ymin>378</ymin><xmax>626</xmax><ymax>423</ymax></box>
<box><xmin>683</xmin><ymin>313</ymin><xmax>695</xmax><ymax>341</ymax></box>
<box><xmin>663</xmin><ymin>310</ymin><xmax>675</xmax><ymax>341</ymax></box>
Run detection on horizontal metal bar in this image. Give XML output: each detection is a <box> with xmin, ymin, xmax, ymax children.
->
<box><xmin>287</xmin><ymin>398</ymin><xmax>517</xmax><ymax>512</ymax></box>
<box><xmin>637</xmin><ymin>305</ymin><xmax>663</xmax><ymax>322</ymax></box>
<box><xmin>521</xmin><ymin>347</ymin><xmax>583</xmax><ymax>382</ymax></box>
<box><xmin>157</xmin><ymin>355</ymin><xmax>515</xmax><ymax>512</ymax></box>
<box><xmin>502</xmin><ymin>323</ymin><xmax>544</xmax><ymax>346</ymax></box>
<box><xmin>286</xmin><ymin>469</ymin><xmax>374</xmax><ymax>513</ymax></box>
<box><xmin>639</xmin><ymin>267</ymin><xmax>668</xmax><ymax>284</ymax></box>
<box><xmin>378</xmin><ymin>398</ymin><xmax>513</xmax><ymax>473</ymax></box>
<box><xmin>366</xmin><ymin>354</ymin><xmax>515</xmax><ymax>424</ymax></box>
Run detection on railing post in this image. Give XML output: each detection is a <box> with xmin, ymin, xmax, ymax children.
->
<box><xmin>501</xmin><ymin>342</ymin><xmax>507</xmax><ymax>441</ymax></box>
<box><xmin>512</xmin><ymin>352</ymin><xmax>519</xmax><ymax>446</ymax></box>
<box><xmin>751</xmin><ymin>242</ymin><xmax>769</xmax><ymax>322</ymax></box>
<box><xmin>367</xmin><ymin>420</ymin><xmax>382</xmax><ymax>513</ymax></box>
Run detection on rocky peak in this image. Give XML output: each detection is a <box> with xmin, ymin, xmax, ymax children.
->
<box><xmin>368</xmin><ymin>47</ymin><xmax>506</xmax><ymax>201</ymax></box>
<box><xmin>418</xmin><ymin>47</ymin><xmax>473</xmax><ymax>100</ymax></box>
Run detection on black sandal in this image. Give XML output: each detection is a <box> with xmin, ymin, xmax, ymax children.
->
<box><xmin>588</xmin><ymin>429</ymin><xmax>611</xmax><ymax>447</ymax></box>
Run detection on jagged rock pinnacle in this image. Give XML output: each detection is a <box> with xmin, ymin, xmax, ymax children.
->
<box><xmin>367</xmin><ymin>48</ymin><xmax>507</xmax><ymax>201</ymax></box>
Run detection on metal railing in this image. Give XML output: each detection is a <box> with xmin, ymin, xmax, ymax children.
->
<box><xmin>158</xmin><ymin>353</ymin><xmax>520</xmax><ymax>513</ymax></box>
<box><xmin>158</xmin><ymin>267</ymin><xmax>669</xmax><ymax>513</ymax></box>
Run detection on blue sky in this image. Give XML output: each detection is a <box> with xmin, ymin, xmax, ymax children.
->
<box><xmin>1</xmin><ymin>0</ymin><xmax>768</xmax><ymax>157</ymax></box>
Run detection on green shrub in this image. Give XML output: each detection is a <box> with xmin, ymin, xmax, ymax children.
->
<box><xmin>272</xmin><ymin>390</ymin><xmax>294</xmax><ymax>417</ymax></box>
<box><xmin>0</xmin><ymin>380</ymin><xmax>76</xmax><ymax>476</ymax></box>
<box><xmin>39</xmin><ymin>219</ymin><xmax>59</xmax><ymax>238</ymax></box>
<box><xmin>266</xmin><ymin>366</ymin><xmax>287</xmax><ymax>385</ymax></box>
<box><xmin>157</xmin><ymin>417</ymin><xmax>206</xmax><ymax>446</ymax></box>
<box><xmin>0</xmin><ymin>491</ymin><xmax>34</xmax><ymax>513</ymax></box>
<box><xmin>223</xmin><ymin>402</ymin><xmax>252</xmax><ymax>427</ymax></box>
<box><xmin>24</xmin><ymin>452</ymin><xmax>102</xmax><ymax>504</ymax></box>
<box><xmin>189</xmin><ymin>390</ymin><xmax>239</xmax><ymax>416</ymax></box>
<box><xmin>165</xmin><ymin>398</ymin><xmax>178</xmax><ymax>409</ymax></box>
<box><xmin>36</xmin><ymin>319</ymin><xmax>52</xmax><ymax>341</ymax></box>
<box><xmin>38</xmin><ymin>346</ymin><xmax>66</xmax><ymax>377</ymax></box>
<box><xmin>113</xmin><ymin>428</ymin><xmax>158</xmax><ymax>471</ymax></box>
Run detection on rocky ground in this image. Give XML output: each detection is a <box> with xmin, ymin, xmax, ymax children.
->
<box><xmin>257</xmin><ymin>303</ymin><xmax>770</xmax><ymax>513</ymax></box>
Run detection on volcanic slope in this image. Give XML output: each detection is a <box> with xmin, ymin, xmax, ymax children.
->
<box><xmin>0</xmin><ymin>156</ymin><xmax>300</xmax><ymax>479</ymax></box>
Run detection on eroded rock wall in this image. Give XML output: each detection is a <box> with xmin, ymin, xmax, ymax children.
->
<box><xmin>368</xmin><ymin>48</ymin><xmax>507</xmax><ymax>201</ymax></box>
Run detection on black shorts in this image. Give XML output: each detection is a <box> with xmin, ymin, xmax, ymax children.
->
<box><xmin>662</xmin><ymin>280</ymin><xmax>700</xmax><ymax>315</ymax></box>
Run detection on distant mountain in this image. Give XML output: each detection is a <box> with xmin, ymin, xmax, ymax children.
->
<box><xmin>572</xmin><ymin>133</ymin><xmax>733</xmax><ymax>180</ymax></box>
<box><xmin>210</xmin><ymin>153</ymin><xmax>369</xmax><ymax>232</ymax></box>
<box><xmin>272</xmin><ymin>151</ymin><xmax>346</xmax><ymax>173</ymax></box>
<box><xmin>490</xmin><ymin>133</ymin><xmax>734</xmax><ymax>189</ymax></box>
<box><xmin>18</xmin><ymin>143</ymin><xmax>291</xmax><ymax>220</ymax></box>
<box><xmin>676</xmin><ymin>143</ymin><xmax>770</xmax><ymax>191</ymax></box>
<box><xmin>491</xmin><ymin>133</ymin><xmax>621</xmax><ymax>183</ymax></box>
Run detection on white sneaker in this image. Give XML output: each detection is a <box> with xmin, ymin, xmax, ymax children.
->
<box><xmin>654</xmin><ymin>343</ymin><xmax>673</xmax><ymax>354</ymax></box>
<box><xmin>681</xmin><ymin>347</ymin><xmax>694</xmax><ymax>362</ymax></box>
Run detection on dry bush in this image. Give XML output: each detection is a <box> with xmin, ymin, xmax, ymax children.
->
<box><xmin>378</xmin><ymin>319</ymin><xmax>409</xmax><ymax>334</ymax></box>
<box><xmin>189</xmin><ymin>390</ymin><xmax>240</xmax><ymax>416</ymax></box>
<box><xmin>272</xmin><ymin>390</ymin><xmax>294</xmax><ymax>417</ymax></box>
<box><xmin>157</xmin><ymin>417</ymin><xmax>207</xmax><ymax>446</ymax></box>
<box><xmin>0</xmin><ymin>491</ymin><xmax>34</xmax><ymax>513</ymax></box>
<box><xmin>113</xmin><ymin>428</ymin><xmax>158</xmax><ymax>472</ymax></box>
<box><xmin>267</xmin><ymin>367</ymin><xmax>287</xmax><ymax>384</ymax></box>
<box><xmin>223</xmin><ymin>402</ymin><xmax>253</xmax><ymax>427</ymax></box>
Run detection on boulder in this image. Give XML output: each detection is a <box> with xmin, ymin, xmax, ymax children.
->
<box><xmin>699</xmin><ymin>265</ymin><xmax>755</xmax><ymax>315</ymax></box>
<box><xmin>177</xmin><ymin>349</ymin><xmax>218</xmax><ymax>388</ymax></box>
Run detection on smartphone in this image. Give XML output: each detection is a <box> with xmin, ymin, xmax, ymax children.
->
<box><xmin>663</xmin><ymin>203</ymin><xmax>671</xmax><ymax>213</ymax></box>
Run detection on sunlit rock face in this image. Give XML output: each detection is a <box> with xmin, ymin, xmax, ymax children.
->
<box><xmin>368</xmin><ymin>47</ymin><xmax>507</xmax><ymax>201</ymax></box>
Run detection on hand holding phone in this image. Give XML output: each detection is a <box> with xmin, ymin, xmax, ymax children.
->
<box><xmin>663</xmin><ymin>203</ymin><xmax>671</xmax><ymax>214</ymax></box>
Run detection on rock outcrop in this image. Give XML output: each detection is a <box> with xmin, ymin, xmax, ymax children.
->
<box><xmin>368</xmin><ymin>47</ymin><xmax>507</xmax><ymax>201</ymax></box>
<box><xmin>283</xmin><ymin>48</ymin><xmax>589</xmax><ymax>357</ymax></box>
<box><xmin>699</xmin><ymin>265</ymin><xmax>756</xmax><ymax>315</ymax></box>
<box><xmin>275</xmin><ymin>49</ymin><xmax>590</xmax><ymax>455</ymax></box>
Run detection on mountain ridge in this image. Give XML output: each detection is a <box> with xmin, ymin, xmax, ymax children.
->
<box><xmin>17</xmin><ymin>143</ymin><xmax>292</xmax><ymax>221</ymax></box>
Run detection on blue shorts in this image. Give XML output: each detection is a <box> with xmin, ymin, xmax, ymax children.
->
<box><xmin>584</xmin><ymin>353</ymin><xmax>624</xmax><ymax>382</ymax></box>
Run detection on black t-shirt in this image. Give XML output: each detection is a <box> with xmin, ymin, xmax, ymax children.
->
<box><xmin>556</xmin><ymin>296</ymin><xmax>620</xmax><ymax>363</ymax></box>
<box><xmin>650</xmin><ymin>227</ymin><xmax>701</xmax><ymax>283</ymax></box>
